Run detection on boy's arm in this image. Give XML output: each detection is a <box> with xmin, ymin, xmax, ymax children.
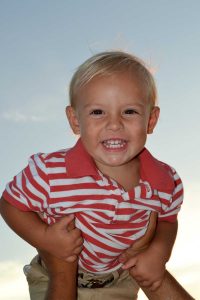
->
<box><xmin>0</xmin><ymin>197</ymin><xmax>83</xmax><ymax>260</ymax></box>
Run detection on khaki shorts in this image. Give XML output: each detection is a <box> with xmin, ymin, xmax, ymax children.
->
<box><xmin>24</xmin><ymin>255</ymin><xmax>139</xmax><ymax>300</ymax></box>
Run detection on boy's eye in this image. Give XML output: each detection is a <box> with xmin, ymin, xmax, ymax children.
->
<box><xmin>124</xmin><ymin>109</ymin><xmax>137</xmax><ymax>115</ymax></box>
<box><xmin>90</xmin><ymin>109</ymin><xmax>104</xmax><ymax>115</ymax></box>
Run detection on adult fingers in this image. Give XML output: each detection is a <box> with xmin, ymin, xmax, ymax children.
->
<box><xmin>149</xmin><ymin>280</ymin><xmax>162</xmax><ymax>291</ymax></box>
<box><xmin>65</xmin><ymin>255</ymin><xmax>77</xmax><ymax>262</ymax></box>
<box><xmin>122</xmin><ymin>257</ymin><xmax>137</xmax><ymax>270</ymax></box>
<box><xmin>54</xmin><ymin>214</ymin><xmax>75</xmax><ymax>231</ymax></box>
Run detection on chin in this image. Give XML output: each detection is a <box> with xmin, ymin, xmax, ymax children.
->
<box><xmin>105</xmin><ymin>160</ymin><xmax>127</xmax><ymax>167</ymax></box>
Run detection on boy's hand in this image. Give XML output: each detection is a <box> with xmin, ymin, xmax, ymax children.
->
<box><xmin>119</xmin><ymin>247</ymin><xmax>166</xmax><ymax>291</ymax></box>
<box><xmin>41</xmin><ymin>214</ymin><xmax>83</xmax><ymax>262</ymax></box>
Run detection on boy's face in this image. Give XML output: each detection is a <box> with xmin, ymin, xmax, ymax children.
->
<box><xmin>66</xmin><ymin>72</ymin><xmax>159</xmax><ymax>173</ymax></box>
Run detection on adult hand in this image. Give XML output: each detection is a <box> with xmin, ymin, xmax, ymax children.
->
<box><xmin>41</xmin><ymin>214</ymin><xmax>83</xmax><ymax>261</ymax></box>
<box><xmin>38</xmin><ymin>249</ymin><xmax>78</xmax><ymax>300</ymax></box>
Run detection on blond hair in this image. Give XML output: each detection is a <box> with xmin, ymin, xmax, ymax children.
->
<box><xmin>69</xmin><ymin>51</ymin><xmax>157</xmax><ymax>107</ymax></box>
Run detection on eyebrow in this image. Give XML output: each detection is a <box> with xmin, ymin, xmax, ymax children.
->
<box><xmin>82</xmin><ymin>101</ymin><xmax>146</xmax><ymax>109</ymax></box>
<box><xmin>82</xmin><ymin>103</ymin><xmax>104</xmax><ymax>109</ymax></box>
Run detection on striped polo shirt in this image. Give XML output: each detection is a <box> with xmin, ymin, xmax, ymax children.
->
<box><xmin>3</xmin><ymin>138</ymin><xmax>183</xmax><ymax>273</ymax></box>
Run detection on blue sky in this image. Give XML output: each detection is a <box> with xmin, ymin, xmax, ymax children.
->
<box><xmin>0</xmin><ymin>1</ymin><xmax>200</xmax><ymax>299</ymax></box>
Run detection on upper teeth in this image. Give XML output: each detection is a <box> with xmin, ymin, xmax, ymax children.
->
<box><xmin>103</xmin><ymin>139</ymin><xmax>126</xmax><ymax>148</ymax></box>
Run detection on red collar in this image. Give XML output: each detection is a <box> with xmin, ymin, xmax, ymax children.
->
<box><xmin>65</xmin><ymin>139</ymin><xmax>101</xmax><ymax>180</ymax></box>
<box><xmin>65</xmin><ymin>138</ymin><xmax>175</xmax><ymax>193</ymax></box>
<box><xmin>139</xmin><ymin>148</ymin><xmax>175</xmax><ymax>193</ymax></box>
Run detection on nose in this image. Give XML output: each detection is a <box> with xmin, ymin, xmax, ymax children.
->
<box><xmin>106</xmin><ymin>114</ymin><xmax>123</xmax><ymax>131</ymax></box>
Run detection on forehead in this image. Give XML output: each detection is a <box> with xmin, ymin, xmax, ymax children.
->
<box><xmin>74</xmin><ymin>72</ymin><xmax>149</xmax><ymax>106</ymax></box>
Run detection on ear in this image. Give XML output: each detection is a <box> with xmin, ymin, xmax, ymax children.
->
<box><xmin>147</xmin><ymin>106</ymin><xmax>160</xmax><ymax>134</ymax></box>
<box><xmin>65</xmin><ymin>106</ymin><xmax>80</xmax><ymax>135</ymax></box>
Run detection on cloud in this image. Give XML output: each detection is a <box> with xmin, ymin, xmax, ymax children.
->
<box><xmin>0</xmin><ymin>260</ymin><xmax>199</xmax><ymax>300</ymax></box>
<box><xmin>1</xmin><ymin>110</ymin><xmax>49</xmax><ymax>123</ymax></box>
<box><xmin>0</xmin><ymin>261</ymin><xmax>29</xmax><ymax>300</ymax></box>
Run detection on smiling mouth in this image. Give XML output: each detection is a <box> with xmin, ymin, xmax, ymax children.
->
<box><xmin>102</xmin><ymin>139</ymin><xmax>127</xmax><ymax>149</ymax></box>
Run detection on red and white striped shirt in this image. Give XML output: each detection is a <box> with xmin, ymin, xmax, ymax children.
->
<box><xmin>3</xmin><ymin>139</ymin><xmax>183</xmax><ymax>273</ymax></box>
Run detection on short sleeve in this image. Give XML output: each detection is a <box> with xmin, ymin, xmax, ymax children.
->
<box><xmin>158</xmin><ymin>168</ymin><xmax>183</xmax><ymax>223</ymax></box>
<box><xmin>2</xmin><ymin>153</ymin><xmax>50</xmax><ymax>212</ymax></box>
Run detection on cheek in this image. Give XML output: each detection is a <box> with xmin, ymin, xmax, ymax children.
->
<box><xmin>128</xmin><ymin>123</ymin><xmax>148</xmax><ymax>145</ymax></box>
<box><xmin>139</xmin><ymin>118</ymin><xmax>150</xmax><ymax>133</ymax></box>
<box><xmin>82</xmin><ymin>119</ymin><xmax>102</xmax><ymax>133</ymax></box>
<box><xmin>129</xmin><ymin>121</ymin><xmax>148</xmax><ymax>134</ymax></box>
<box><xmin>77</xmin><ymin>117</ymin><xmax>89</xmax><ymax>134</ymax></box>
<box><xmin>79</xmin><ymin>123</ymin><xmax>96</xmax><ymax>138</ymax></box>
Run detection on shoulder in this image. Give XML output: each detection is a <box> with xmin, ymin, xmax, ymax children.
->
<box><xmin>140</xmin><ymin>148</ymin><xmax>182</xmax><ymax>193</ymax></box>
<box><xmin>30</xmin><ymin>148</ymin><xmax>69</xmax><ymax>163</ymax></box>
<box><xmin>27</xmin><ymin>148</ymin><xmax>70</xmax><ymax>176</ymax></box>
<box><xmin>155</xmin><ymin>157</ymin><xmax>181</xmax><ymax>178</ymax></box>
<box><xmin>158</xmin><ymin>159</ymin><xmax>183</xmax><ymax>187</ymax></box>
<box><xmin>154</xmin><ymin>158</ymin><xmax>177</xmax><ymax>176</ymax></box>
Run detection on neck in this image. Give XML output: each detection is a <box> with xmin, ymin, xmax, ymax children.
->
<box><xmin>96</xmin><ymin>158</ymin><xmax>140</xmax><ymax>191</ymax></box>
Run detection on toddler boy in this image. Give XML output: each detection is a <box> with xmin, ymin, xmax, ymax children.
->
<box><xmin>0</xmin><ymin>51</ymin><xmax>184</xmax><ymax>299</ymax></box>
